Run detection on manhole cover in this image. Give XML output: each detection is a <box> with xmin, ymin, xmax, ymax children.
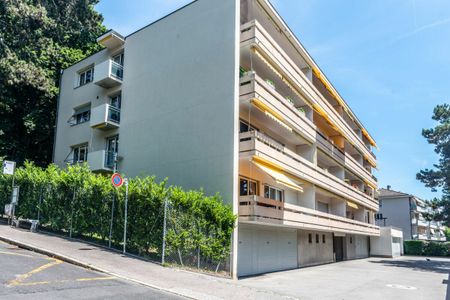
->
<box><xmin>386</xmin><ymin>284</ymin><xmax>417</xmax><ymax>290</ymax></box>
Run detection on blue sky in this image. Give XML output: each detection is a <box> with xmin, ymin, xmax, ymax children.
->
<box><xmin>96</xmin><ymin>0</ymin><xmax>450</xmax><ymax>200</ymax></box>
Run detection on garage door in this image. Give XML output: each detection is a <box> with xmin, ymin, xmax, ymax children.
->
<box><xmin>238</xmin><ymin>226</ymin><xmax>297</xmax><ymax>277</ymax></box>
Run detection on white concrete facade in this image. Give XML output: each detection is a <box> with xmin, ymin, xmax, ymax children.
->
<box><xmin>378</xmin><ymin>188</ymin><xmax>446</xmax><ymax>242</ymax></box>
<box><xmin>54</xmin><ymin>0</ymin><xmax>380</xmax><ymax>278</ymax></box>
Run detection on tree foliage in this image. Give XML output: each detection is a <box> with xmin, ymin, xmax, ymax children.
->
<box><xmin>0</xmin><ymin>162</ymin><xmax>236</xmax><ymax>270</ymax></box>
<box><xmin>0</xmin><ymin>0</ymin><xmax>106</xmax><ymax>166</ymax></box>
<box><xmin>417</xmin><ymin>104</ymin><xmax>450</xmax><ymax>225</ymax></box>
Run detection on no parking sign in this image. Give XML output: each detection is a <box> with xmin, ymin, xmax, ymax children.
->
<box><xmin>111</xmin><ymin>173</ymin><xmax>124</xmax><ymax>188</ymax></box>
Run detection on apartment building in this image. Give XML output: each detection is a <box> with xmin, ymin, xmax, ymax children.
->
<box><xmin>378</xmin><ymin>188</ymin><xmax>445</xmax><ymax>241</ymax></box>
<box><xmin>53</xmin><ymin>0</ymin><xmax>380</xmax><ymax>278</ymax></box>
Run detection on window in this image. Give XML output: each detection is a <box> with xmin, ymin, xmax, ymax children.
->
<box><xmin>379</xmin><ymin>199</ymin><xmax>382</xmax><ymax>207</ymax></box>
<box><xmin>322</xmin><ymin>234</ymin><xmax>326</xmax><ymax>243</ymax></box>
<box><xmin>317</xmin><ymin>201</ymin><xmax>329</xmax><ymax>213</ymax></box>
<box><xmin>110</xmin><ymin>93</ymin><xmax>122</xmax><ymax>109</ymax></box>
<box><xmin>72</xmin><ymin>144</ymin><xmax>88</xmax><ymax>164</ymax></box>
<box><xmin>105</xmin><ymin>135</ymin><xmax>119</xmax><ymax>169</ymax></box>
<box><xmin>350</xmin><ymin>237</ymin><xmax>353</xmax><ymax>244</ymax></box>
<box><xmin>113</xmin><ymin>53</ymin><xmax>124</xmax><ymax>66</ymax></box>
<box><xmin>239</xmin><ymin>120</ymin><xmax>258</xmax><ymax>133</ymax></box>
<box><xmin>264</xmin><ymin>185</ymin><xmax>283</xmax><ymax>202</ymax></box>
<box><xmin>70</xmin><ymin>105</ymin><xmax>90</xmax><ymax>126</ymax></box>
<box><xmin>316</xmin><ymin>234</ymin><xmax>319</xmax><ymax>243</ymax></box>
<box><xmin>78</xmin><ymin>67</ymin><xmax>94</xmax><ymax>86</ymax></box>
<box><xmin>240</xmin><ymin>177</ymin><xmax>258</xmax><ymax>196</ymax></box>
<box><xmin>308</xmin><ymin>233</ymin><xmax>312</xmax><ymax>243</ymax></box>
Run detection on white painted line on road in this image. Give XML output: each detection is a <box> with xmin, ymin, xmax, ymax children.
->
<box><xmin>386</xmin><ymin>284</ymin><xmax>417</xmax><ymax>290</ymax></box>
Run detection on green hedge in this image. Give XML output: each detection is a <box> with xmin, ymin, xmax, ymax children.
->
<box><xmin>404</xmin><ymin>240</ymin><xmax>424</xmax><ymax>255</ymax></box>
<box><xmin>0</xmin><ymin>162</ymin><xmax>236</xmax><ymax>269</ymax></box>
<box><xmin>404</xmin><ymin>240</ymin><xmax>449</xmax><ymax>256</ymax></box>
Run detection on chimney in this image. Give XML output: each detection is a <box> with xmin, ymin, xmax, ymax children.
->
<box><xmin>387</xmin><ymin>185</ymin><xmax>391</xmax><ymax>190</ymax></box>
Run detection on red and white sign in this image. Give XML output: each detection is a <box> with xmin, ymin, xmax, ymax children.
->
<box><xmin>111</xmin><ymin>173</ymin><xmax>124</xmax><ymax>188</ymax></box>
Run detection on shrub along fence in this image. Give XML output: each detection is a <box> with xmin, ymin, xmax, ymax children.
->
<box><xmin>0</xmin><ymin>162</ymin><xmax>235</xmax><ymax>275</ymax></box>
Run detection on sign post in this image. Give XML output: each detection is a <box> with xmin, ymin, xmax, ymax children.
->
<box><xmin>3</xmin><ymin>161</ymin><xmax>16</xmax><ymax>226</ymax></box>
<box><xmin>123</xmin><ymin>178</ymin><xmax>129</xmax><ymax>254</ymax></box>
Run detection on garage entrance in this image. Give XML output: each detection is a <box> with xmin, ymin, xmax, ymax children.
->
<box><xmin>238</xmin><ymin>225</ymin><xmax>297</xmax><ymax>277</ymax></box>
<box><xmin>333</xmin><ymin>236</ymin><xmax>344</xmax><ymax>262</ymax></box>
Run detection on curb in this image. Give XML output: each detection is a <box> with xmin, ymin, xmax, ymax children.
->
<box><xmin>0</xmin><ymin>235</ymin><xmax>196</xmax><ymax>299</ymax></box>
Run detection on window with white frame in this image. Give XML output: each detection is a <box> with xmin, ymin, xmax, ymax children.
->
<box><xmin>264</xmin><ymin>185</ymin><xmax>284</xmax><ymax>202</ymax></box>
<box><xmin>78</xmin><ymin>67</ymin><xmax>94</xmax><ymax>87</ymax></box>
<box><xmin>69</xmin><ymin>105</ymin><xmax>90</xmax><ymax>126</ymax></box>
<box><xmin>72</xmin><ymin>144</ymin><xmax>88</xmax><ymax>164</ymax></box>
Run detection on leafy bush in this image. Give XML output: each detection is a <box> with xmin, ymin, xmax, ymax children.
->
<box><xmin>423</xmin><ymin>242</ymin><xmax>448</xmax><ymax>256</ymax></box>
<box><xmin>404</xmin><ymin>240</ymin><xmax>424</xmax><ymax>255</ymax></box>
<box><xmin>0</xmin><ymin>161</ymin><xmax>236</xmax><ymax>270</ymax></box>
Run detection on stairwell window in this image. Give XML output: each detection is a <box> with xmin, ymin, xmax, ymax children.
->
<box><xmin>78</xmin><ymin>67</ymin><xmax>94</xmax><ymax>87</ymax></box>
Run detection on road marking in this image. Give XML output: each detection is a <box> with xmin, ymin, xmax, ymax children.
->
<box><xmin>13</xmin><ymin>276</ymin><xmax>116</xmax><ymax>287</ymax></box>
<box><xmin>0</xmin><ymin>250</ymin><xmax>35</xmax><ymax>258</ymax></box>
<box><xmin>7</xmin><ymin>259</ymin><xmax>63</xmax><ymax>287</ymax></box>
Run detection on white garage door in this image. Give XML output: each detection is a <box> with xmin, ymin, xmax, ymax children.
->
<box><xmin>238</xmin><ymin>226</ymin><xmax>297</xmax><ymax>277</ymax></box>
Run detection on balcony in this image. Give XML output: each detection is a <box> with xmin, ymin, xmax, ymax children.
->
<box><xmin>239</xmin><ymin>73</ymin><xmax>377</xmax><ymax>188</ymax></box>
<box><xmin>240</xmin><ymin>20</ymin><xmax>376</xmax><ymax>166</ymax></box>
<box><xmin>239</xmin><ymin>131</ymin><xmax>379</xmax><ymax>211</ymax></box>
<box><xmin>239</xmin><ymin>195</ymin><xmax>379</xmax><ymax>236</ymax></box>
<box><xmin>90</xmin><ymin>104</ymin><xmax>120</xmax><ymax>130</ymax></box>
<box><xmin>87</xmin><ymin>150</ymin><xmax>112</xmax><ymax>172</ymax></box>
<box><xmin>94</xmin><ymin>60</ymin><xmax>123</xmax><ymax>88</ymax></box>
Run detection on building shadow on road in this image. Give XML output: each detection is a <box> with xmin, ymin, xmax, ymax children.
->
<box><xmin>370</xmin><ymin>258</ymin><xmax>450</xmax><ymax>300</ymax></box>
<box><xmin>370</xmin><ymin>258</ymin><xmax>450</xmax><ymax>274</ymax></box>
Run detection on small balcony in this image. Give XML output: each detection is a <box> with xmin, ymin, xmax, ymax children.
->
<box><xmin>94</xmin><ymin>60</ymin><xmax>123</xmax><ymax>88</ymax></box>
<box><xmin>239</xmin><ymin>195</ymin><xmax>380</xmax><ymax>236</ymax></box>
<box><xmin>87</xmin><ymin>150</ymin><xmax>118</xmax><ymax>172</ymax></box>
<box><xmin>90</xmin><ymin>104</ymin><xmax>120</xmax><ymax>130</ymax></box>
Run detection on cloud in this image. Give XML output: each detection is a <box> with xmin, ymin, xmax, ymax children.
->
<box><xmin>393</xmin><ymin>17</ymin><xmax>450</xmax><ymax>42</ymax></box>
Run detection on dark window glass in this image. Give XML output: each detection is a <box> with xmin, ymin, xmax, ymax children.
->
<box><xmin>350</xmin><ymin>237</ymin><xmax>353</xmax><ymax>244</ymax></box>
<box><xmin>322</xmin><ymin>234</ymin><xmax>326</xmax><ymax>243</ymax></box>
<box><xmin>240</xmin><ymin>178</ymin><xmax>248</xmax><ymax>196</ymax></box>
<box><xmin>316</xmin><ymin>234</ymin><xmax>319</xmax><ymax>243</ymax></box>
<box><xmin>308</xmin><ymin>233</ymin><xmax>312</xmax><ymax>243</ymax></box>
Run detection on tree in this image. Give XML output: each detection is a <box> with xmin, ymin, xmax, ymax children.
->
<box><xmin>421</xmin><ymin>198</ymin><xmax>443</xmax><ymax>238</ymax></box>
<box><xmin>417</xmin><ymin>104</ymin><xmax>450</xmax><ymax>226</ymax></box>
<box><xmin>0</xmin><ymin>0</ymin><xmax>105</xmax><ymax>166</ymax></box>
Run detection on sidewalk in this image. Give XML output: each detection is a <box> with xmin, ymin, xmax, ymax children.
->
<box><xmin>0</xmin><ymin>224</ymin><xmax>290</xmax><ymax>300</ymax></box>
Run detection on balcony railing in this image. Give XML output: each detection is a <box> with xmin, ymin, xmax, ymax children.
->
<box><xmin>240</xmin><ymin>20</ymin><xmax>376</xmax><ymax>165</ymax></box>
<box><xmin>94</xmin><ymin>60</ymin><xmax>123</xmax><ymax>88</ymax></box>
<box><xmin>239</xmin><ymin>195</ymin><xmax>379</xmax><ymax>236</ymax></box>
<box><xmin>239</xmin><ymin>73</ymin><xmax>377</xmax><ymax>187</ymax></box>
<box><xmin>239</xmin><ymin>131</ymin><xmax>379</xmax><ymax>210</ymax></box>
<box><xmin>90</xmin><ymin>104</ymin><xmax>120</xmax><ymax>130</ymax></box>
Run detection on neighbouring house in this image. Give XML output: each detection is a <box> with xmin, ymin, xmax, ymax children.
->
<box><xmin>53</xmin><ymin>0</ymin><xmax>380</xmax><ymax>278</ymax></box>
<box><xmin>377</xmin><ymin>187</ymin><xmax>445</xmax><ymax>242</ymax></box>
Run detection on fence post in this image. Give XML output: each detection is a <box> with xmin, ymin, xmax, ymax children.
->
<box><xmin>161</xmin><ymin>195</ymin><xmax>168</xmax><ymax>264</ymax></box>
<box><xmin>69</xmin><ymin>187</ymin><xmax>75</xmax><ymax>239</ymax></box>
<box><xmin>123</xmin><ymin>179</ymin><xmax>128</xmax><ymax>254</ymax></box>
<box><xmin>108</xmin><ymin>192</ymin><xmax>115</xmax><ymax>248</ymax></box>
<box><xmin>37</xmin><ymin>185</ymin><xmax>43</xmax><ymax>223</ymax></box>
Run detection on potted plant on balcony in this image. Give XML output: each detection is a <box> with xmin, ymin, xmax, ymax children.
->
<box><xmin>266</xmin><ymin>79</ymin><xmax>275</xmax><ymax>90</ymax></box>
<box><xmin>285</xmin><ymin>96</ymin><xmax>294</xmax><ymax>106</ymax></box>
<box><xmin>297</xmin><ymin>106</ymin><xmax>306</xmax><ymax>116</ymax></box>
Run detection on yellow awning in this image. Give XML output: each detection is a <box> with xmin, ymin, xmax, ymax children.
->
<box><xmin>250</xmin><ymin>98</ymin><xmax>293</xmax><ymax>132</ymax></box>
<box><xmin>253</xmin><ymin>160</ymin><xmax>303</xmax><ymax>192</ymax></box>
<box><xmin>346</xmin><ymin>201</ymin><xmax>359</xmax><ymax>209</ymax></box>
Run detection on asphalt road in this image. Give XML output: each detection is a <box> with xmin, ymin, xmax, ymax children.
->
<box><xmin>0</xmin><ymin>240</ymin><xmax>184</xmax><ymax>300</ymax></box>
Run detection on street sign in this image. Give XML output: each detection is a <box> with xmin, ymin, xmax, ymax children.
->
<box><xmin>11</xmin><ymin>186</ymin><xmax>19</xmax><ymax>205</ymax></box>
<box><xmin>111</xmin><ymin>173</ymin><xmax>124</xmax><ymax>188</ymax></box>
<box><xmin>2</xmin><ymin>161</ymin><xmax>15</xmax><ymax>175</ymax></box>
<box><xmin>4</xmin><ymin>204</ymin><xmax>12</xmax><ymax>216</ymax></box>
